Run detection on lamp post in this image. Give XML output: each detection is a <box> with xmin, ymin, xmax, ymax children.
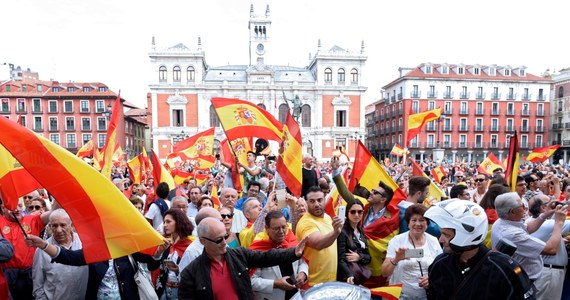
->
<box><xmin>102</xmin><ymin>104</ymin><xmax>112</xmax><ymax>120</ymax></box>
<box><xmin>433</xmin><ymin>114</ymin><xmax>446</xmax><ymax>164</ymax></box>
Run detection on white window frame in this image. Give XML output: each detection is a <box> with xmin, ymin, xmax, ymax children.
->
<box><xmin>50</xmin><ymin>134</ymin><xmax>60</xmax><ymax>145</ymax></box>
<box><xmin>80</xmin><ymin>100</ymin><xmax>90</xmax><ymax>113</ymax></box>
<box><xmin>64</xmin><ymin>100</ymin><xmax>73</xmax><ymax>113</ymax></box>
<box><xmin>48</xmin><ymin>100</ymin><xmax>58</xmax><ymax>113</ymax></box>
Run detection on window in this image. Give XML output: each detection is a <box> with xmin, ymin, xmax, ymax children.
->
<box><xmin>95</xmin><ymin>117</ymin><xmax>105</xmax><ymax>131</ymax></box>
<box><xmin>538</xmin><ymin>88</ymin><xmax>544</xmax><ymax>101</ymax></box>
<box><xmin>460</xmin><ymin>102</ymin><xmax>467</xmax><ymax>112</ymax></box>
<box><xmin>507</xmin><ymin>119</ymin><xmax>514</xmax><ymax>131</ymax></box>
<box><xmin>476</xmin><ymin>118</ymin><xmax>483</xmax><ymax>129</ymax></box>
<box><xmin>82</xmin><ymin>117</ymin><xmax>91</xmax><ymax>131</ymax></box>
<box><xmin>413</xmin><ymin>101</ymin><xmax>419</xmax><ymax>113</ymax></box>
<box><xmin>460</xmin><ymin>135</ymin><xmax>467</xmax><ymax>146</ymax></box>
<box><xmin>324</xmin><ymin>68</ymin><xmax>332</xmax><ymax>82</ymax></box>
<box><xmin>521</xmin><ymin>135</ymin><xmax>528</xmax><ymax>147</ymax></box>
<box><xmin>82</xmin><ymin>134</ymin><xmax>92</xmax><ymax>145</ymax></box>
<box><xmin>475</xmin><ymin>135</ymin><xmax>482</xmax><ymax>147</ymax></box>
<box><xmin>37</xmin><ymin>85</ymin><xmax>43</xmax><ymax>92</ymax></box>
<box><xmin>173</xmin><ymin>66</ymin><xmax>181</xmax><ymax>82</ymax></box>
<box><xmin>523</xmin><ymin>88</ymin><xmax>529</xmax><ymax>100</ymax></box>
<box><xmin>425</xmin><ymin>65</ymin><xmax>432</xmax><ymax>74</ymax></box>
<box><xmin>536</xmin><ymin>135</ymin><xmax>543</xmax><ymax>147</ymax></box>
<box><xmin>441</xmin><ymin>65</ymin><xmax>448</xmax><ymax>74</ymax></box>
<box><xmin>50</xmin><ymin>134</ymin><xmax>60</xmax><ymax>145</ymax></box>
<box><xmin>209</xmin><ymin>105</ymin><xmax>220</xmax><ymax>127</ymax></box>
<box><xmin>457</xmin><ymin>67</ymin><xmax>464</xmax><ymax>75</ymax></box>
<box><xmin>507</xmin><ymin>103</ymin><xmax>514</xmax><ymax>114</ymax></box>
<box><xmin>80</xmin><ymin>100</ymin><xmax>89</xmax><ymax>113</ymax></box>
<box><xmin>335</xmin><ymin>138</ymin><xmax>347</xmax><ymax>152</ymax></box>
<box><xmin>173</xmin><ymin>109</ymin><xmax>183</xmax><ymax>127</ymax></box>
<box><xmin>98</xmin><ymin>134</ymin><xmax>106</xmax><ymax>148</ymax></box>
<box><xmin>492</xmin><ymin>87</ymin><xmax>499</xmax><ymax>99</ymax></box>
<box><xmin>48</xmin><ymin>100</ymin><xmax>57</xmax><ymax>113</ymax></box>
<box><xmin>350</xmin><ymin>69</ymin><xmax>358</xmax><ymax>83</ymax></box>
<box><xmin>98</xmin><ymin>87</ymin><xmax>107</xmax><ymax>92</ymax></box>
<box><xmin>49</xmin><ymin>117</ymin><xmax>58</xmax><ymax>131</ymax></box>
<box><xmin>491</xmin><ymin>119</ymin><xmax>498</xmax><ymax>130</ymax></box>
<box><xmin>67</xmin><ymin>87</ymin><xmax>75</xmax><ymax>93</ymax></box>
<box><xmin>338</xmin><ymin>68</ymin><xmax>345</xmax><ymax>83</ymax></box>
<box><xmin>559</xmin><ymin>87</ymin><xmax>564</xmax><ymax>98</ymax></box>
<box><xmin>336</xmin><ymin>110</ymin><xmax>347</xmax><ymax>127</ymax></box>
<box><xmin>444</xmin><ymin>86</ymin><xmax>452</xmax><ymax>98</ymax></box>
<box><xmin>491</xmin><ymin>135</ymin><xmax>497</xmax><ymax>147</ymax></box>
<box><xmin>64</xmin><ymin>101</ymin><xmax>73</xmax><ymax>113</ymax></box>
<box><xmin>492</xmin><ymin>102</ymin><xmax>499</xmax><ymax>114</ymax></box>
<box><xmin>444</xmin><ymin>102</ymin><xmax>452</xmax><ymax>114</ymax></box>
<box><xmin>34</xmin><ymin>117</ymin><xmax>42</xmax><ymax>131</ymax></box>
<box><xmin>83</xmin><ymin>87</ymin><xmax>91</xmax><ymax>92</ymax></box>
<box><xmin>278</xmin><ymin>104</ymin><xmax>288</xmax><ymax>123</ymax></box>
<box><xmin>187</xmin><ymin>66</ymin><xmax>195</xmax><ymax>81</ymax></box>
<box><xmin>301</xmin><ymin>105</ymin><xmax>311</xmax><ymax>127</ymax></box>
<box><xmin>32</xmin><ymin>99</ymin><xmax>41</xmax><ymax>113</ymax></box>
<box><xmin>473</xmin><ymin>67</ymin><xmax>480</xmax><ymax>75</ymax></box>
<box><xmin>65</xmin><ymin>117</ymin><xmax>75</xmax><ymax>131</ymax></box>
<box><xmin>519</xmin><ymin>69</ymin><xmax>525</xmax><ymax>76</ymax></box>
<box><xmin>159</xmin><ymin>66</ymin><xmax>167</xmax><ymax>82</ymax></box>
<box><xmin>66</xmin><ymin>134</ymin><xmax>77</xmax><ymax>148</ymax></box>
<box><xmin>488</xmin><ymin>67</ymin><xmax>496</xmax><ymax>76</ymax></box>
<box><xmin>412</xmin><ymin>85</ymin><xmax>419</xmax><ymax>98</ymax></box>
<box><xmin>476</xmin><ymin>102</ymin><xmax>483</xmax><ymax>113</ymax></box>
<box><xmin>52</xmin><ymin>87</ymin><xmax>60</xmax><ymax>93</ymax></box>
<box><xmin>427</xmin><ymin>134</ymin><xmax>434</xmax><ymax>147</ymax></box>
<box><xmin>20</xmin><ymin>116</ymin><xmax>26</xmax><ymax>127</ymax></box>
<box><xmin>96</xmin><ymin>100</ymin><xmax>105</xmax><ymax>112</ymax></box>
<box><xmin>504</xmin><ymin>69</ymin><xmax>511</xmax><ymax>76</ymax></box>
<box><xmin>428</xmin><ymin>85</ymin><xmax>435</xmax><ymax>97</ymax></box>
<box><xmin>17</xmin><ymin>99</ymin><xmax>25</xmax><ymax>112</ymax></box>
<box><xmin>428</xmin><ymin>101</ymin><xmax>435</xmax><ymax>110</ymax></box>
<box><xmin>1</xmin><ymin>99</ymin><xmax>8</xmax><ymax>112</ymax></box>
<box><xmin>257</xmin><ymin>103</ymin><xmax>266</xmax><ymax>110</ymax></box>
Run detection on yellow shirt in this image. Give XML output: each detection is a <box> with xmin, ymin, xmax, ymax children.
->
<box><xmin>240</xmin><ymin>224</ymin><xmax>255</xmax><ymax>248</ymax></box>
<box><xmin>295</xmin><ymin>213</ymin><xmax>337</xmax><ymax>286</ymax></box>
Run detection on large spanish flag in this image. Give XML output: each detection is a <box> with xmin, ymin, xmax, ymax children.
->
<box><xmin>478</xmin><ymin>152</ymin><xmax>503</xmax><ymax>175</ymax></box>
<box><xmin>172</xmin><ymin>127</ymin><xmax>216</xmax><ymax>169</ymax></box>
<box><xmin>0</xmin><ymin>144</ymin><xmax>42</xmax><ymax>210</ymax></box>
<box><xmin>410</xmin><ymin>158</ymin><xmax>445</xmax><ymax>203</ymax></box>
<box><xmin>211</xmin><ymin>98</ymin><xmax>284</xmax><ymax>142</ymax></box>
<box><xmin>76</xmin><ymin>139</ymin><xmax>94</xmax><ymax>159</ymax></box>
<box><xmin>526</xmin><ymin>145</ymin><xmax>560</xmax><ymax>163</ymax></box>
<box><xmin>100</xmin><ymin>94</ymin><xmax>121</xmax><ymax>179</ymax></box>
<box><xmin>276</xmin><ymin>110</ymin><xmax>302</xmax><ymax>197</ymax></box>
<box><xmin>0</xmin><ymin>116</ymin><xmax>163</xmax><ymax>262</ymax></box>
<box><xmin>150</xmin><ymin>150</ymin><xmax>176</xmax><ymax>190</ymax></box>
<box><xmin>505</xmin><ymin>133</ymin><xmax>520</xmax><ymax>192</ymax></box>
<box><xmin>406</xmin><ymin>108</ymin><xmax>442</xmax><ymax>147</ymax></box>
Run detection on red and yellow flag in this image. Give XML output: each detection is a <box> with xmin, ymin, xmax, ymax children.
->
<box><xmin>100</xmin><ymin>94</ymin><xmax>121</xmax><ymax>178</ymax></box>
<box><xmin>211</xmin><ymin>182</ymin><xmax>221</xmax><ymax>208</ymax></box>
<box><xmin>526</xmin><ymin>145</ymin><xmax>560</xmax><ymax>163</ymax></box>
<box><xmin>406</xmin><ymin>108</ymin><xmax>442</xmax><ymax>147</ymax></box>
<box><xmin>76</xmin><ymin>139</ymin><xmax>94</xmax><ymax>158</ymax></box>
<box><xmin>390</xmin><ymin>143</ymin><xmax>406</xmax><ymax>157</ymax></box>
<box><xmin>211</xmin><ymin>98</ymin><xmax>284</xmax><ymax>142</ymax></box>
<box><xmin>477</xmin><ymin>153</ymin><xmax>503</xmax><ymax>175</ymax></box>
<box><xmin>150</xmin><ymin>150</ymin><xmax>176</xmax><ymax>191</ymax></box>
<box><xmin>0</xmin><ymin>116</ymin><xmax>163</xmax><ymax>262</ymax></box>
<box><xmin>505</xmin><ymin>133</ymin><xmax>520</xmax><ymax>192</ymax></box>
<box><xmin>410</xmin><ymin>158</ymin><xmax>445</xmax><ymax>202</ymax></box>
<box><xmin>127</xmin><ymin>155</ymin><xmax>143</xmax><ymax>184</ymax></box>
<box><xmin>0</xmin><ymin>144</ymin><xmax>42</xmax><ymax>210</ymax></box>
<box><xmin>172</xmin><ymin>127</ymin><xmax>216</xmax><ymax>169</ymax></box>
<box><xmin>370</xmin><ymin>284</ymin><xmax>403</xmax><ymax>300</ymax></box>
<box><xmin>276</xmin><ymin>110</ymin><xmax>302</xmax><ymax>197</ymax></box>
<box><xmin>430</xmin><ymin>166</ymin><xmax>447</xmax><ymax>183</ymax></box>
<box><xmin>221</xmin><ymin>137</ymin><xmax>253</xmax><ymax>192</ymax></box>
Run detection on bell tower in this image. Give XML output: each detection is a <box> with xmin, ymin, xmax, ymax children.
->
<box><xmin>248</xmin><ymin>4</ymin><xmax>271</xmax><ymax>66</ymax></box>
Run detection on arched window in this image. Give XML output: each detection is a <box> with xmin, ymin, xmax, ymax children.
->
<box><xmin>209</xmin><ymin>105</ymin><xmax>220</xmax><ymax>127</ymax></box>
<box><xmin>173</xmin><ymin>66</ymin><xmax>181</xmax><ymax>82</ymax></box>
<box><xmin>324</xmin><ymin>68</ymin><xmax>332</xmax><ymax>83</ymax></box>
<box><xmin>278</xmin><ymin>104</ymin><xmax>289</xmax><ymax>123</ymax></box>
<box><xmin>301</xmin><ymin>104</ymin><xmax>311</xmax><ymax>127</ymax></box>
<box><xmin>559</xmin><ymin>86</ymin><xmax>564</xmax><ymax>98</ymax></box>
<box><xmin>257</xmin><ymin>103</ymin><xmax>266</xmax><ymax>110</ymax></box>
<box><xmin>351</xmin><ymin>68</ymin><xmax>358</xmax><ymax>84</ymax></box>
<box><xmin>187</xmin><ymin>66</ymin><xmax>195</xmax><ymax>81</ymax></box>
<box><xmin>338</xmin><ymin>68</ymin><xmax>345</xmax><ymax>83</ymax></box>
<box><xmin>159</xmin><ymin>66</ymin><xmax>167</xmax><ymax>82</ymax></box>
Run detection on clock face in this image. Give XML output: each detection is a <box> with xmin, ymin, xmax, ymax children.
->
<box><xmin>256</xmin><ymin>43</ymin><xmax>265</xmax><ymax>55</ymax></box>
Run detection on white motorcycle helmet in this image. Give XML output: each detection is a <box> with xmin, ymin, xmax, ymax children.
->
<box><xmin>425</xmin><ymin>199</ymin><xmax>488</xmax><ymax>251</ymax></box>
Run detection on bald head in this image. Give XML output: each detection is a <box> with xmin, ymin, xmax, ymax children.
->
<box><xmin>197</xmin><ymin>217</ymin><xmax>225</xmax><ymax>239</ymax></box>
<box><xmin>195</xmin><ymin>207</ymin><xmax>222</xmax><ymax>226</ymax></box>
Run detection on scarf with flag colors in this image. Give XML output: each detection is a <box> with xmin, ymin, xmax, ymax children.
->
<box><xmin>410</xmin><ymin>158</ymin><xmax>446</xmax><ymax>203</ymax></box>
<box><xmin>248</xmin><ymin>227</ymin><xmax>302</xmax><ymax>278</ymax></box>
<box><xmin>505</xmin><ymin>133</ymin><xmax>520</xmax><ymax>192</ymax></box>
<box><xmin>171</xmin><ymin>127</ymin><xmax>216</xmax><ymax>169</ymax></box>
<box><xmin>76</xmin><ymin>139</ymin><xmax>94</xmax><ymax>159</ymax></box>
<box><xmin>0</xmin><ymin>115</ymin><xmax>163</xmax><ymax>262</ymax></box>
<box><xmin>477</xmin><ymin>152</ymin><xmax>503</xmax><ymax>175</ymax></box>
<box><xmin>390</xmin><ymin>143</ymin><xmax>406</xmax><ymax>157</ymax></box>
<box><xmin>100</xmin><ymin>94</ymin><xmax>121</xmax><ymax>179</ymax></box>
<box><xmin>150</xmin><ymin>150</ymin><xmax>176</xmax><ymax>191</ymax></box>
<box><xmin>211</xmin><ymin>97</ymin><xmax>284</xmax><ymax>142</ymax></box>
<box><xmin>406</xmin><ymin>108</ymin><xmax>442</xmax><ymax>147</ymax></box>
<box><xmin>526</xmin><ymin>144</ymin><xmax>560</xmax><ymax>163</ymax></box>
<box><xmin>276</xmin><ymin>110</ymin><xmax>303</xmax><ymax>197</ymax></box>
<box><xmin>0</xmin><ymin>144</ymin><xmax>42</xmax><ymax>210</ymax></box>
<box><xmin>430</xmin><ymin>167</ymin><xmax>447</xmax><ymax>183</ymax></box>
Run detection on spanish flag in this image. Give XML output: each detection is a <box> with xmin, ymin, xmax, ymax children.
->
<box><xmin>76</xmin><ymin>139</ymin><xmax>94</xmax><ymax>158</ymax></box>
<box><xmin>150</xmin><ymin>150</ymin><xmax>176</xmax><ymax>190</ymax></box>
<box><xmin>100</xmin><ymin>94</ymin><xmax>121</xmax><ymax>179</ymax></box>
<box><xmin>276</xmin><ymin>110</ymin><xmax>303</xmax><ymax>197</ymax></box>
<box><xmin>0</xmin><ymin>144</ymin><xmax>42</xmax><ymax>210</ymax></box>
<box><xmin>478</xmin><ymin>152</ymin><xmax>503</xmax><ymax>176</ymax></box>
<box><xmin>390</xmin><ymin>143</ymin><xmax>406</xmax><ymax>157</ymax></box>
<box><xmin>370</xmin><ymin>284</ymin><xmax>403</xmax><ymax>300</ymax></box>
<box><xmin>220</xmin><ymin>137</ymin><xmax>253</xmax><ymax>193</ymax></box>
<box><xmin>430</xmin><ymin>166</ymin><xmax>447</xmax><ymax>183</ymax></box>
<box><xmin>526</xmin><ymin>145</ymin><xmax>560</xmax><ymax>163</ymax></box>
<box><xmin>172</xmin><ymin>127</ymin><xmax>216</xmax><ymax>169</ymax></box>
<box><xmin>127</xmin><ymin>155</ymin><xmax>143</xmax><ymax>184</ymax></box>
<box><xmin>406</xmin><ymin>108</ymin><xmax>442</xmax><ymax>147</ymax></box>
<box><xmin>211</xmin><ymin>182</ymin><xmax>221</xmax><ymax>208</ymax></box>
<box><xmin>211</xmin><ymin>98</ymin><xmax>284</xmax><ymax>142</ymax></box>
<box><xmin>505</xmin><ymin>132</ymin><xmax>520</xmax><ymax>192</ymax></box>
<box><xmin>0</xmin><ymin>116</ymin><xmax>163</xmax><ymax>262</ymax></box>
<box><xmin>410</xmin><ymin>158</ymin><xmax>446</xmax><ymax>202</ymax></box>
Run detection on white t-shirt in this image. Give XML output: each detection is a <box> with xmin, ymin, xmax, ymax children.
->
<box><xmin>386</xmin><ymin>231</ymin><xmax>442</xmax><ymax>298</ymax></box>
<box><xmin>144</xmin><ymin>200</ymin><xmax>171</xmax><ymax>232</ymax></box>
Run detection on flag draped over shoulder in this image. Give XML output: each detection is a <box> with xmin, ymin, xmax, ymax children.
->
<box><xmin>0</xmin><ymin>144</ymin><xmax>42</xmax><ymax>210</ymax></box>
<box><xmin>0</xmin><ymin>116</ymin><xmax>163</xmax><ymax>262</ymax></box>
<box><xmin>430</xmin><ymin>167</ymin><xmax>447</xmax><ymax>183</ymax></box>
<box><xmin>526</xmin><ymin>145</ymin><xmax>560</xmax><ymax>163</ymax></box>
<box><xmin>370</xmin><ymin>284</ymin><xmax>403</xmax><ymax>300</ymax></box>
<box><xmin>406</xmin><ymin>108</ymin><xmax>442</xmax><ymax>147</ymax></box>
<box><xmin>390</xmin><ymin>144</ymin><xmax>406</xmax><ymax>157</ymax></box>
<box><xmin>477</xmin><ymin>152</ymin><xmax>503</xmax><ymax>175</ymax></box>
<box><xmin>100</xmin><ymin>94</ymin><xmax>121</xmax><ymax>178</ymax></box>
<box><xmin>505</xmin><ymin>133</ymin><xmax>520</xmax><ymax>192</ymax></box>
<box><xmin>150</xmin><ymin>150</ymin><xmax>176</xmax><ymax>191</ymax></box>
<box><xmin>211</xmin><ymin>97</ymin><xmax>284</xmax><ymax>142</ymax></box>
<box><xmin>172</xmin><ymin>127</ymin><xmax>216</xmax><ymax>169</ymax></box>
<box><xmin>410</xmin><ymin>158</ymin><xmax>445</xmax><ymax>202</ymax></box>
<box><xmin>276</xmin><ymin>110</ymin><xmax>302</xmax><ymax>197</ymax></box>
<box><xmin>76</xmin><ymin>139</ymin><xmax>94</xmax><ymax>159</ymax></box>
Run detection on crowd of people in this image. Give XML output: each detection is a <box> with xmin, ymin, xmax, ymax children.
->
<box><xmin>2</xmin><ymin>150</ymin><xmax>570</xmax><ymax>299</ymax></box>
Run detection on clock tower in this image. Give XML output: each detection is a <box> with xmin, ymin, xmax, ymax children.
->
<box><xmin>248</xmin><ymin>4</ymin><xmax>271</xmax><ymax>66</ymax></box>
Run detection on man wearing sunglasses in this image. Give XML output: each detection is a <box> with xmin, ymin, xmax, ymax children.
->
<box><xmin>178</xmin><ymin>217</ymin><xmax>307</xmax><ymax>300</ymax></box>
<box><xmin>472</xmin><ymin>174</ymin><xmax>488</xmax><ymax>204</ymax></box>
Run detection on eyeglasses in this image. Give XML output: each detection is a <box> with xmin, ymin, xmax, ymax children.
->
<box><xmin>349</xmin><ymin>210</ymin><xmax>364</xmax><ymax>215</ymax></box>
<box><xmin>269</xmin><ymin>225</ymin><xmax>287</xmax><ymax>232</ymax></box>
<box><xmin>202</xmin><ymin>233</ymin><xmax>230</xmax><ymax>244</ymax></box>
<box><xmin>474</xmin><ymin>178</ymin><xmax>486</xmax><ymax>182</ymax></box>
<box><xmin>455</xmin><ymin>176</ymin><xmax>464</xmax><ymax>178</ymax></box>
<box><xmin>23</xmin><ymin>196</ymin><xmax>34</xmax><ymax>200</ymax></box>
<box><xmin>221</xmin><ymin>213</ymin><xmax>234</xmax><ymax>219</ymax></box>
<box><xmin>372</xmin><ymin>190</ymin><xmax>386</xmax><ymax>197</ymax></box>
<box><xmin>28</xmin><ymin>205</ymin><xmax>42</xmax><ymax>210</ymax></box>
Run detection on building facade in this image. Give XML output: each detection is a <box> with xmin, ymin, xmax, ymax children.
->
<box><xmin>148</xmin><ymin>4</ymin><xmax>367</xmax><ymax>160</ymax></box>
<box><xmin>551</xmin><ymin>67</ymin><xmax>570</xmax><ymax>163</ymax></box>
<box><xmin>370</xmin><ymin>63</ymin><xmax>552</xmax><ymax>163</ymax></box>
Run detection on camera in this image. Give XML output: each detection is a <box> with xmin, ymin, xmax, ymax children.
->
<box><xmin>215</xmin><ymin>153</ymin><xmax>220</xmax><ymax>160</ymax></box>
<box><xmin>267</xmin><ymin>155</ymin><xmax>276</xmax><ymax>161</ymax></box>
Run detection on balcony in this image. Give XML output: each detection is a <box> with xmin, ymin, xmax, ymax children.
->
<box><xmin>535</xmin><ymin>126</ymin><xmax>543</xmax><ymax>133</ymax></box>
<box><xmin>80</xmin><ymin>108</ymin><xmax>90</xmax><ymax>113</ymax></box>
<box><xmin>427</xmin><ymin>91</ymin><xmax>438</xmax><ymax>99</ymax></box>
<box><xmin>489</xmin><ymin>143</ymin><xmax>499</xmax><ymax>149</ymax></box>
<box><xmin>491</xmin><ymin>109</ymin><xmax>500</xmax><ymax>116</ymax></box>
<box><xmin>474</xmin><ymin>125</ymin><xmax>485</xmax><ymax>132</ymax></box>
<box><xmin>49</xmin><ymin>126</ymin><xmax>58</xmax><ymax>132</ymax></box>
<box><xmin>474</xmin><ymin>142</ymin><xmax>484</xmax><ymax>149</ymax></box>
<box><xmin>0</xmin><ymin>109</ymin><xmax>10</xmax><ymax>114</ymax></box>
<box><xmin>553</xmin><ymin>123</ymin><xmax>563</xmax><ymax>130</ymax></box>
<box><xmin>82</xmin><ymin>126</ymin><xmax>91</xmax><ymax>131</ymax></box>
<box><xmin>490</xmin><ymin>125</ymin><xmax>500</xmax><ymax>132</ymax></box>
<box><xmin>520</xmin><ymin>142</ymin><xmax>531</xmax><ymax>149</ymax></box>
<box><xmin>506</xmin><ymin>110</ymin><xmax>515</xmax><ymax>116</ymax></box>
<box><xmin>535</xmin><ymin>142</ymin><xmax>543</xmax><ymax>147</ymax></box>
<box><xmin>521</xmin><ymin>94</ymin><xmax>531</xmax><ymax>101</ymax></box>
<box><xmin>397</xmin><ymin>93</ymin><xmax>403</xmax><ymax>100</ymax></box>
<box><xmin>67</xmin><ymin>143</ymin><xmax>77</xmax><ymax>149</ymax></box>
<box><xmin>458</xmin><ymin>125</ymin><xmax>469</xmax><ymax>132</ymax></box>
<box><xmin>507</xmin><ymin>93</ymin><xmax>517</xmax><ymax>100</ymax></box>
<box><xmin>458</xmin><ymin>142</ymin><xmax>468</xmax><ymax>148</ymax></box>
<box><xmin>426</xmin><ymin>124</ymin><xmax>436</xmax><ymax>132</ymax></box>
<box><xmin>442</xmin><ymin>125</ymin><xmax>453</xmax><ymax>132</ymax></box>
<box><xmin>390</xmin><ymin>96</ymin><xmax>395</xmax><ymax>103</ymax></box>
<box><xmin>491</xmin><ymin>93</ymin><xmax>501</xmax><ymax>100</ymax></box>
<box><xmin>443</xmin><ymin>109</ymin><xmax>453</xmax><ymax>115</ymax></box>
<box><xmin>537</xmin><ymin>94</ymin><xmax>546</xmax><ymax>101</ymax></box>
<box><xmin>475</xmin><ymin>109</ymin><xmax>485</xmax><ymax>115</ymax></box>
<box><xmin>409</xmin><ymin>141</ymin><xmax>419</xmax><ymax>148</ymax></box>
<box><xmin>16</xmin><ymin>108</ymin><xmax>27</xmax><ymax>114</ymax></box>
<box><xmin>520</xmin><ymin>126</ymin><xmax>529</xmax><ymax>133</ymax></box>
<box><xmin>410</xmin><ymin>91</ymin><xmax>421</xmax><ymax>98</ymax></box>
<box><xmin>566</xmin><ymin>122</ymin><xmax>570</xmax><ymax>129</ymax></box>
<box><xmin>505</xmin><ymin>126</ymin><xmax>516</xmax><ymax>133</ymax></box>
<box><xmin>521</xmin><ymin>109</ymin><xmax>530</xmax><ymax>116</ymax></box>
<box><xmin>443</xmin><ymin>141</ymin><xmax>452</xmax><ymax>148</ymax></box>
<box><xmin>443</xmin><ymin>91</ymin><xmax>454</xmax><ymax>99</ymax></box>
<box><xmin>66</xmin><ymin>126</ymin><xmax>75</xmax><ymax>131</ymax></box>
<box><xmin>427</xmin><ymin>142</ymin><xmax>436</xmax><ymax>148</ymax></box>
<box><xmin>32</xmin><ymin>108</ymin><xmax>42</xmax><ymax>114</ymax></box>
<box><xmin>459</xmin><ymin>109</ymin><xmax>469</xmax><ymax>115</ymax></box>
<box><xmin>537</xmin><ymin>110</ymin><xmax>544</xmax><ymax>116</ymax></box>
<box><xmin>398</xmin><ymin>108</ymin><xmax>403</xmax><ymax>116</ymax></box>
<box><xmin>459</xmin><ymin>92</ymin><xmax>470</xmax><ymax>99</ymax></box>
<box><xmin>33</xmin><ymin>126</ymin><xmax>43</xmax><ymax>132</ymax></box>
<box><xmin>475</xmin><ymin>92</ymin><xmax>486</xmax><ymax>100</ymax></box>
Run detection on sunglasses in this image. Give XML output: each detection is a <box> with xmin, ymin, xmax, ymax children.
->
<box><xmin>23</xmin><ymin>196</ymin><xmax>34</xmax><ymax>200</ymax></box>
<box><xmin>221</xmin><ymin>213</ymin><xmax>234</xmax><ymax>219</ymax></box>
<box><xmin>202</xmin><ymin>233</ymin><xmax>230</xmax><ymax>244</ymax></box>
<box><xmin>28</xmin><ymin>205</ymin><xmax>42</xmax><ymax>210</ymax></box>
<box><xmin>372</xmin><ymin>190</ymin><xmax>386</xmax><ymax>197</ymax></box>
<box><xmin>474</xmin><ymin>178</ymin><xmax>486</xmax><ymax>182</ymax></box>
<box><xmin>349</xmin><ymin>210</ymin><xmax>364</xmax><ymax>215</ymax></box>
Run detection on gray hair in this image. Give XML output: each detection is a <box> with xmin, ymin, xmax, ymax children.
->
<box><xmin>258</xmin><ymin>177</ymin><xmax>270</xmax><ymax>191</ymax></box>
<box><xmin>242</xmin><ymin>197</ymin><xmax>260</xmax><ymax>214</ymax></box>
<box><xmin>495</xmin><ymin>192</ymin><xmax>521</xmax><ymax>219</ymax></box>
<box><xmin>48</xmin><ymin>208</ymin><xmax>72</xmax><ymax>225</ymax></box>
<box><xmin>172</xmin><ymin>196</ymin><xmax>187</xmax><ymax>204</ymax></box>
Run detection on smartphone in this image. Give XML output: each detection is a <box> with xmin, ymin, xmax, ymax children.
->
<box><xmin>286</xmin><ymin>276</ymin><xmax>297</xmax><ymax>285</ymax></box>
<box><xmin>404</xmin><ymin>248</ymin><xmax>424</xmax><ymax>258</ymax></box>
<box><xmin>276</xmin><ymin>189</ymin><xmax>288</xmax><ymax>209</ymax></box>
<box><xmin>337</xmin><ymin>206</ymin><xmax>346</xmax><ymax>223</ymax></box>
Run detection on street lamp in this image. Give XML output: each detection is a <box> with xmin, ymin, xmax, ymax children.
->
<box><xmin>102</xmin><ymin>104</ymin><xmax>112</xmax><ymax>120</ymax></box>
<box><xmin>433</xmin><ymin>114</ymin><xmax>446</xmax><ymax>164</ymax></box>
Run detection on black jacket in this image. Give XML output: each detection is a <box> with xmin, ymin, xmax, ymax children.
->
<box><xmin>178</xmin><ymin>247</ymin><xmax>300</xmax><ymax>300</ymax></box>
<box><xmin>336</xmin><ymin>226</ymin><xmax>371</xmax><ymax>282</ymax></box>
<box><xmin>52</xmin><ymin>247</ymin><xmax>155</xmax><ymax>300</ymax></box>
